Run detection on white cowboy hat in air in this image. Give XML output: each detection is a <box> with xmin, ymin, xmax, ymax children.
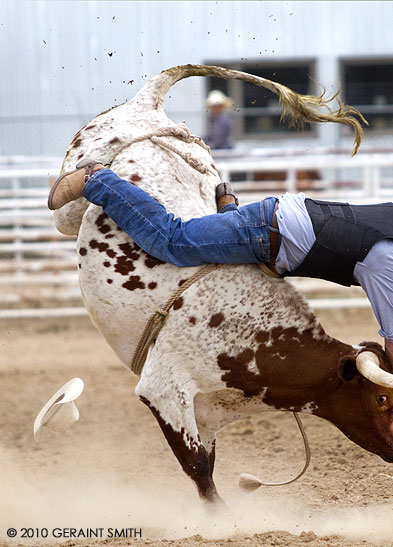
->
<box><xmin>33</xmin><ymin>378</ymin><xmax>84</xmax><ymax>442</ymax></box>
<box><xmin>205</xmin><ymin>90</ymin><xmax>233</xmax><ymax>109</ymax></box>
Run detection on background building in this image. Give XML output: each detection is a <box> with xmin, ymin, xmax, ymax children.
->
<box><xmin>1</xmin><ymin>0</ymin><xmax>393</xmax><ymax>157</ymax></box>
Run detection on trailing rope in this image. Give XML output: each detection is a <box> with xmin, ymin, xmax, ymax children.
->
<box><xmin>239</xmin><ymin>411</ymin><xmax>311</xmax><ymax>491</ymax></box>
<box><xmin>129</xmin><ymin>257</ymin><xmax>310</xmax><ymax>488</ymax></box>
<box><xmin>130</xmin><ymin>263</ymin><xmax>223</xmax><ymax>375</ymax></box>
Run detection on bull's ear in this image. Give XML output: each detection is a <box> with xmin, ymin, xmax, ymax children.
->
<box><xmin>337</xmin><ymin>355</ymin><xmax>359</xmax><ymax>382</ymax></box>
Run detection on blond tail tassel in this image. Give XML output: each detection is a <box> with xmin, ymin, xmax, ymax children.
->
<box><xmin>239</xmin><ymin>473</ymin><xmax>264</xmax><ymax>492</ymax></box>
<box><xmin>238</xmin><ymin>412</ymin><xmax>311</xmax><ymax>493</ymax></box>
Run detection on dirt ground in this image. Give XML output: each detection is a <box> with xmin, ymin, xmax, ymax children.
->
<box><xmin>1</xmin><ymin>307</ymin><xmax>393</xmax><ymax>547</ymax></box>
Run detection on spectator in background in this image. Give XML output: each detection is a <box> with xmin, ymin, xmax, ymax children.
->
<box><xmin>204</xmin><ymin>90</ymin><xmax>233</xmax><ymax>150</ymax></box>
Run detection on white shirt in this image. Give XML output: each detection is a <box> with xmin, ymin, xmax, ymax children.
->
<box><xmin>274</xmin><ymin>193</ymin><xmax>393</xmax><ymax>342</ymax></box>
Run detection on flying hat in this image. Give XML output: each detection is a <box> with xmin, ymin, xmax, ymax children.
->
<box><xmin>33</xmin><ymin>378</ymin><xmax>84</xmax><ymax>442</ymax></box>
<box><xmin>205</xmin><ymin>90</ymin><xmax>233</xmax><ymax>109</ymax></box>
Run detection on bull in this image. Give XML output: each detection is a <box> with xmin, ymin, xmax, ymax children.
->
<box><xmin>52</xmin><ymin>65</ymin><xmax>393</xmax><ymax>504</ymax></box>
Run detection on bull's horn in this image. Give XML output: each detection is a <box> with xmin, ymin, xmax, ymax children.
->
<box><xmin>356</xmin><ymin>351</ymin><xmax>393</xmax><ymax>388</ymax></box>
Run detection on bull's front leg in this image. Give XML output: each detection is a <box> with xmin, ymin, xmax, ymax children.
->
<box><xmin>135</xmin><ymin>374</ymin><xmax>223</xmax><ymax>505</ymax></box>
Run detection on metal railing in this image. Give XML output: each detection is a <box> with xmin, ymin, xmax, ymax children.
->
<box><xmin>0</xmin><ymin>157</ymin><xmax>82</xmax><ymax>316</ymax></box>
<box><xmin>1</xmin><ymin>151</ymin><xmax>392</xmax><ymax>318</ymax></box>
<box><xmin>214</xmin><ymin>148</ymin><xmax>393</xmax><ymax>202</ymax></box>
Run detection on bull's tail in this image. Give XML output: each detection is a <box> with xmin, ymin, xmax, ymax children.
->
<box><xmin>134</xmin><ymin>64</ymin><xmax>367</xmax><ymax>156</ymax></box>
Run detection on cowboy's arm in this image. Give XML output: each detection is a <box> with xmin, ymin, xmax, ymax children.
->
<box><xmin>353</xmin><ymin>240</ymin><xmax>393</xmax><ymax>367</ymax></box>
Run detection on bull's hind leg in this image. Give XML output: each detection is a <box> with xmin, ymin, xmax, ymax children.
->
<box><xmin>135</xmin><ymin>376</ymin><xmax>223</xmax><ymax>505</ymax></box>
<box><xmin>196</xmin><ymin>424</ymin><xmax>217</xmax><ymax>485</ymax></box>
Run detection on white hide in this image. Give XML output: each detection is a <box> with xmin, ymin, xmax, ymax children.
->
<box><xmin>54</xmin><ymin>66</ymin><xmax>326</xmax><ymax>441</ymax></box>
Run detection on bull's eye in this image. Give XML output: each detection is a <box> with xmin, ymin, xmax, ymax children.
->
<box><xmin>377</xmin><ymin>395</ymin><xmax>389</xmax><ymax>407</ymax></box>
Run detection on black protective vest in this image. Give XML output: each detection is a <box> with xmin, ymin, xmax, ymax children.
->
<box><xmin>284</xmin><ymin>198</ymin><xmax>393</xmax><ymax>286</ymax></box>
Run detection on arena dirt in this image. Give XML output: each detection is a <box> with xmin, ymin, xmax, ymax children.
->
<box><xmin>1</xmin><ymin>307</ymin><xmax>393</xmax><ymax>547</ymax></box>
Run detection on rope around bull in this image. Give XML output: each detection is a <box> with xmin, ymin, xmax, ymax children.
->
<box><xmin>108</xmin><ymin>122</ymin><xmax>311</xmax><ymax>488</ymax></box>
<box><xmin>130</xmin><ymin>262</ymin><xmax>223</xmax><ymax>376</ymax></box>
<box><xmin>129</xmin><ymin>260</ymin><xmax>311</xmax><ymax>489</ymax></box>
<box><xmin>238</xmin><ymin>411</ymin><xmax>311</xmax><ymax>491</ymax></box>
<box><xmin>107</xmin><ymin>123</ymin><xmax>214</xmax><ymax>175</ymax></box>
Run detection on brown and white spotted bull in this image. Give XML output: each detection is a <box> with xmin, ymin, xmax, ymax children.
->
<box><xmin>53</xmin><ymin>65</ymin><xmax>393</xmax><ymax>504</ymax></box>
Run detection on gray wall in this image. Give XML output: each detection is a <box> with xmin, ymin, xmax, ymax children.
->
<box><xmin>1</xmin><ymin>1</ymin><xmax>393</xmax><ymax>156</ymax></box>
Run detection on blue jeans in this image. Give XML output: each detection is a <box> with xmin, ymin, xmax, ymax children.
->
<box><xmin>83</xmin><ymin>169</ymin><xmax>278</xmax><ymax>267</ymax></box>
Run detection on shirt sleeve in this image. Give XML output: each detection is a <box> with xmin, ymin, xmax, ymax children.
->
<box><xmin>354</xmin><ymin>239</ymin><xmax>393</xmax><ymax>342</ymax></box>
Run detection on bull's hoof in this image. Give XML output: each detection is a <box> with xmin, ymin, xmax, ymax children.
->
<box><xmin>200</xmin><ymin>490</ymin><xmax>227</xmax><ymax>513</ymax></box>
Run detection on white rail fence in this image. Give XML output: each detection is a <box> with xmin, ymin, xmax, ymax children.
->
<box><xmin>1</xmin><ymin>151</ymin><xmax>392</xmax><ymax>319</ymax></box>
<box><xmin>0</xmin><ymin>157</ymin><xmax>81</xmax><ymax>318</ymax></box>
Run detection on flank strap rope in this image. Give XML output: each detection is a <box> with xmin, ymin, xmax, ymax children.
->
<box><xmin>130</xmin><ymin>262</ymin><xmax>311</xmax><ymax>487</ymax></box>
<box><xmin>108</xmin><ymin>123</ymin><xmax>213</xmax><ymax>175</ymax></box>
<box><xmin>130</xmin><ymin>262</ymin><xmax>223</xmax><ymax>376</ymax></box>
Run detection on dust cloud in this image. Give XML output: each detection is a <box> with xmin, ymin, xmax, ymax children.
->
<box><xmin>1</xmin><ymin>440</ymin><xmax>392</xmax><ymax>544</ymax></box>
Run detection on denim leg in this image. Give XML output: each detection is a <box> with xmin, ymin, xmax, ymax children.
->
<box><xmin>218</xmin><ymin>203</ymin><xmax>239</xmax><ymax>214</ymax></box>
<box><xmin>83</xmin><ymin>169</ymin><xmax>275</xmax><ymax>267</ymax></box>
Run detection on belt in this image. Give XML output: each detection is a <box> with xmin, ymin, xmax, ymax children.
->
<box><xmin>270</xmin><ymin>201</ymin><xmax>280</xmax><ymax>259</ymax></box>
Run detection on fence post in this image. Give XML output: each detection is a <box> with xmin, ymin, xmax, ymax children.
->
<box><xmin>11</xmin><ymin>175</ymin><xmax>23</xmax><ymax>277</ymax></box>
<box><xmin>285</xmin><ymin>168</ymin><xmax>297</xmax><ymax>194</ymax></box>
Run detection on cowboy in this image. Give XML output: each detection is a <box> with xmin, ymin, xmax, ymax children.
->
<box><xmin>48</xmin><ymin>160</ymin><xmax>393</xmax><ymax>368</ymax></box>
<box><xmin>204</xmin><ymin>90</ymin><xmax>233</xmax><ymax>150</ymax></box>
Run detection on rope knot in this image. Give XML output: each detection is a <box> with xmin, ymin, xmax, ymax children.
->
<box><xmin>173</xmin><ymin>123</ymin><xmax>193</xmax><ymax>142</ymax></box>
<box><xmin>156</xmin><ymin>308</ymin><xmax>168</xmax><ymax>318</ymax></box>
<box><xmin>185</xmin><ymin>154</ymin><xmax>209</xmax><ymax>174</ymax></box>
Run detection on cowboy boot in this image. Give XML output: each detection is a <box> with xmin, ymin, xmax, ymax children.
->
<box><xmin>215</xmin><ymin>182</ymin><xmax>239</xmax><ymax>211</ymax></box>
<box><xmin>48</xmin><ymin>158</ymin><xmax>106</xmax><ymax>210</ymax></box>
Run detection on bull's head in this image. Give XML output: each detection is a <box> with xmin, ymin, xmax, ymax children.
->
<box><xmin>332</xmin><ymin>342</ymin><xmax>393</xmax><ymax>463</ymax></box>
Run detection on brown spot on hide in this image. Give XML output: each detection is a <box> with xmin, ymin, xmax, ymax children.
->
<box><xmin>107</xmin><ymin>279</ymin><xmax>113</xmax><ymax>284</ymax></box>
<box><xmin>130</xmin><ymin>173</ymin><xmax>142</xmax><ymax>182</ymax></box>
<box><xmin>71</xmin><ymin>129</ymin><xmax>82</xmax><ymax>143</ymax></box>
<box><xmin>89</xmin><ymin>239</ymin><xmax>116</xmax><ymax>258</ymax></box>
<box><xmin>89</xmin><ymin>239</ymin><xmax>109</xmax><ymax>253</ymax></box>
<box><xmin>144</xmin><ymin>253</ymin><xmax>165</xmax><ymax>268</ymax></box>
<box><xmin>118</xmin><ymin>242</ymin><xmax>140</xmax><ymax>260</ymax></box>
<box><xmin>109</xmin><ymin>137</ymin><xmax>121</xmax><ymax>145</ymax></box>
<box><xmin>77</xmin><ymin>152</ymin><xmax>84</xmax><ymax>160</ymax></box>
<box><xmin>122</xmin><ymin>276</ymin><xmax>145</xmax><ymax>291</ymax></box>
<box><xmin>216</xmin><ymin>325</ymin><xmax>339</xmax><ymax>401</ymax></box>
<box><xmin>95</xmin><ymin>213</ymin><xmax>109</xmax><ymax>226</ymax></box>
<box><xmin>178</xmin><ymin>279</ymin><xmax>187</xmax><ymax>287</ymax></box>
<box><xmin>217</xmin><ymin>349</ymin><xmax>260</xmax><ymax>396</ymax></box>
<box><xmin>189</xmin><ymin>316</ymin><xmax>196</xmax><ymax>325</ymax></box>
<box><xmin>79</xmin><ymin>247</ymin><xmax>87</xmax><ymax>256</ymax></box>
<box><xmin>113</xmin><ymin>243</ymin><xmax>140</xmax><ymax>275</ymax></box>
<box><xmin>209</xmin><ymin>312</ymin><xmax>224</xmax><ymax>328</ymax></box>
<box><xmin>73</xmin><ymin>138</ymin><xmax>82</xmax><ymax>148</ymax></box>
<box><xmin>148</xmin><ymin>282</ymin><xmax>157</xmax><ymax>290</ymax></box>
<box><xmin>99</xmin><ymin>224</ymin><xmax>111</xmax><ymax>235</ymax></box>
<box><xmin>84</xmin><ymin>124</ymin><xmax>97</xmax><ymax>131</ymax></box>
<box><xmin>103</xmin><ymin>261</ymin><xmax>110</xmax><ymax>267</ymax></box>
<box><xmin>128</xmin><ymin>159</ymin><xmax>135</xmax><ymax>163</ymax></box>
<box><xmin>173</xmin><ymin>297</ymin><xmax>184</xmax><ymax>310</ymax></box>
<box><xmin>115</xmin><ymin>256</ymin><xmax>135</xmax><ymax>275</ymax></box>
